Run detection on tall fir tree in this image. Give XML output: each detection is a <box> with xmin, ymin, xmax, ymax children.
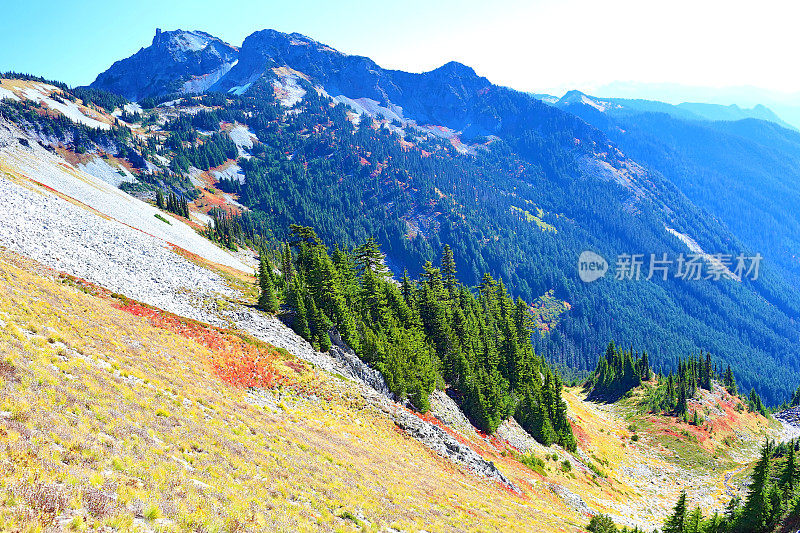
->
<box><xmin>663</xmin><ymin>491</ymin><xmax>687</xmax><ymax>533</ymax></box>
<box><xmin>441</xmin><ymin>244</ymin><xmax>457</xmax><ymax>295</ymax></box>
<box><xmin>738</xmin><ymin>440</ymin><xmax>775</xmax><ymax>532</ymax></box>
<box><xmin>257</xmin><ymin>255</ymin><xmax>279</xmax><ymax>313</ymax></box>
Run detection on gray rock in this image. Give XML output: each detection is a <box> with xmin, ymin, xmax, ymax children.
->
<box><xmin>389</xmin><ymin>405</ymin><xmax>516</xmax><ymax>489</ymax></box>
<box><xmin>89</xmin><ymin>29</ymin><xmax>238</xmax><ymax>101</ymax></box>
<box><xmin>548</xmin><ymin>483</ymin><xmax>595</xmax><ymax>516</ymax></box>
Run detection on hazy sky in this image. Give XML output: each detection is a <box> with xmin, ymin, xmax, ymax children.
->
<box><xmin>2</xmin><ymin>0</ymin><xmax>799</xmax><ymax>99</ymax></box>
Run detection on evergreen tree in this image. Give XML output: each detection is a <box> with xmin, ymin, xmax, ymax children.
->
<box><xmin>271</xmin><ymin>227</ymin><xmax>574</xmax><ymax>446</ymax></box>
<box><xmin>281</xmin><ymin>242</ymin><xmax>294</xmax><ymax>284</ymax></box>
<box><xmin>441</xmin><ymin>244</ymin><xmax>457</xmax><ymax>295</ymax></box>
<box><xmin>724</xmin><ymin>364</ymin><xmax>737</xmax><ymax>395</ymax></box>
<box><xmin>287</xmin><ymin>277</ymin><xmax>311</xmax><ymax>340</ymax></box>
<box><xmin>354</xmin><ymin>237</ymin><xmax>389</xmax><ymax>278</ymax></box>
<box><xmin>257</xmin><ymin>255</ymin><xmax>279</xmax><ymax>313</ymax></box>
<box><xmin>306</xmin><ymin>294</ymin><xmax>332</xmax><ymax>351</ymax></box>
<box><xmin>738</xmin><ymin>440</ymin><xmax>774</xmax><ymax>532</ymax></box>
<box><xmin>400</xmin><ymin>269</ymin><xmax>414</xmax><ymax>304</ymax></box>
<box><xmin>640</xmin><ymin>351</ymin><xmax>651</xmax><ymax>381</ymax></box>
<box><xmin>586</xmin><ymin>514</ymin><xmax>619</xmax><ymax>533</ymax></box>
<box><xmin>156</xmin><ymin>189</ymin><xmax>165</xmax><ymax>209</ymax></box>
<box><xmin>685</xmin><ymin>507</ymin><xmax>702</xmax><ymax>533</ymax></box>
<box><xmin>781</xmin><ymin>440</ymin><xmax>800</xmax><ymax>491</ymax></box>
<box><xmin>663</xmin><ymin>491</ymin><xmax>687</xmax><ymax>533</ymax></box>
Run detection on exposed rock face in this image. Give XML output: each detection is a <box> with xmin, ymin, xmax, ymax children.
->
<box><xmin>212</xmin><ymin>29</ymin><xmax>495</xmax><ymax>134</ymax></box>
<box><xmin>91</xmin><ymin>28</ymin><xmax>584</xmax><ymax>140</ymax></box>
<box><xmin>89</xmin><ymin>29</ymin><xmax>239</xmax><ymax>101</ymax></box>
<box><xmin>548</xmin><ymin>483</ymin><xmax>595</xmax><ymax>516</ymax></box>
<box><xmin>328</xmin><ymin>345</ymin><xmax>393</xmax><ymax>399</ymax></box>
<box><xmin>387</xmin><ymin>403</ymin><xmax>516</xmax><ymax>488</ymax></box>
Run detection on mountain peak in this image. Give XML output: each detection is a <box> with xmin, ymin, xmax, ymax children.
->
<box><xmin>430</xmin><ymin>61</ymin><xmax>479</xmax><ymax>78</ymax></box>
<box><xmin>89</xmin><ymin>29</ymin><xmax>238</xmax><ymax>101</ymax></box>
<box><xmin>151</xmin><ymin>28</ymin><xmax>220</xmax><ymax>53</ymax></box>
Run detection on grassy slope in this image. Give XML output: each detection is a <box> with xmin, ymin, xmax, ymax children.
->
<box><xmin>0</xmin><ymin>249</ymin><xmax>780</xmax><ymax>532</ymax></box>
<box><xmin>557</xmin><ymin>383</ymin><xmax>779</xmax><ymax>529</ymax></box>
<box><xmin>0</xmin><ymin>251</ymin><xmax>585</xmax><ymax>532</ymax></box>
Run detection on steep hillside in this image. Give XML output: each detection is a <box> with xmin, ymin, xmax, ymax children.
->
<box><xmin>80</xmin><ymin>29</ymin><xmax>800</xmax><ymax>404</ymax></box>
<box><xmin>554</xmin><ymin>92</ymin><xmax>800</xmax><ymax>288</ymax></box>
<box><xmin>0</xmin><ymin>71</ymin><xmax>795</xmax><ymax>532</ymax></box>
<box><xmin>0</xmin><ymin>248</ymin><xmax>785</xmax><ymax>532</ymax></box>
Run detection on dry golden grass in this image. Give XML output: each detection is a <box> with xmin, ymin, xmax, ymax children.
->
<box><xmin>0</xmin><ymin>248</ymin><xmax>781</xmax><ymax>532</ymax></box>
<box><xmin>0</xmin><ymin>252</ymin><xmax>590</xmax><ymax>532</ymax></box>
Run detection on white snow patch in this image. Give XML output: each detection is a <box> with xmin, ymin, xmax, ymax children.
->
<box><xmin>21</xmin><ymin>85</ymin><xmax>110</xmax><ymax>130</ymax></box>
<box><xmin>228</xmin><ymin>82</ymin><xmax>252</xmax><ymax>96</ymax></box>
<box><xmin>77</xmin><ymin>157</ymin><xmax>136</xmax><ymax>187</ymax></box>
<box><xmin>0</xmin><ymin>87</ymin><xmax>20</xmax><ymax>102</ymax></box>
<box><xmin>212</xmin><ymin>164</ymin><xmax>245</xmax><ymax>183</ymax></box>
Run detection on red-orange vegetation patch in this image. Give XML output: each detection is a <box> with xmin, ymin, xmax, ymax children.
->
<box><xmin>412</xmin><ymin>410</ymin><xmax>474</xmax><ymax>448</ymax></box>
<box><xmin>570</xmin><ymin>419</ymin><xmax>591</xmax><ymax>447</ymax></box>
<box><xmin>54</xmin><ymin>147</ymin><xmax>92</xmax><ymax>166</ymax></box>
<box><xmin>284</xmin><ymin>360</ymin><xmax>308</xmax><ymax>374</ymax></box>
<box><xmin>645</xmin><ymin>415</ymin><xmax>687</xmax><ymax>439</ymax></box>
<box><xmin>114</xmin><ymin>300</ymin><xmax>287</xmax><ymax>389</ymax></box>
<box><xmin>646</xmin><ymin>412</ymin><xmax>713</xmax><ymax>448</ymax></box>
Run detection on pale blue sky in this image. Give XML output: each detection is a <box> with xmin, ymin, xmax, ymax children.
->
<box><xmin>2</xmin><ymin>0</ymin><xmax>799</xmax><ymax>99</ymax></box>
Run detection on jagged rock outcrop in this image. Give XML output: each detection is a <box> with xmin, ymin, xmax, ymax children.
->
<box><xmin>89</xmin><ymin>29</ymin><xmax>239</xmax><ymax>101</ymax></box>
<box><xmin>211</xmin><ymin>29</ymin><xmax>495</xmax><ymax>134</ymax></box>
<box><xmin>387</xmin><ymin>403</ymin><xmax>516</xmax><ymax>488</ymax></box>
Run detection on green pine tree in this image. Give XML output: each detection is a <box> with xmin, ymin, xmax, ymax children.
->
<box><xmin>441</xmin><ymin>244</ymin><xmax>457</xmax><ymax>295</ymax></box>
<box><xmin>257</xmin><ymin>256</ymin><xmax>279</xmax><ymax>313</ymax></box>
<box><xmin>738</xmin><ymin>440</ymin><xmax>774</xmax><ymax>532</ymax></box>
<box><xmin>685</xmin><ymin>507</ymin><xmax>702</xmax><ymax>533</ymax></box>
<box><xmin>663</xmin><ymin>491</ymin><xmax>687</xmax><ymax>533</ymax></box>
<box><xmin>287</xmin><ymin>278</ymin><xmax>311</xmax><ymax>341</ymax></box>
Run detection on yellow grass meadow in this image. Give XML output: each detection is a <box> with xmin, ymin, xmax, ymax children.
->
<box><xmin>0</xmin><ymin>249</ymin><xmax>778</xmax><ymax>532</ymax></box>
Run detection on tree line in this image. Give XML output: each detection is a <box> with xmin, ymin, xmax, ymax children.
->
<box><xmin>587</xmin><ymin>343</ymin><xmax>771</xmax><ymax>425</ymax></box>
<box><xmin>254</xmin><ymin>225</ymin><xmax>576</xmax><ymax>449</ymax></box>
<box><xmin>155</xmin><ymin>190</ymin><xmax>189</xmax><ymax>218</ymax></box>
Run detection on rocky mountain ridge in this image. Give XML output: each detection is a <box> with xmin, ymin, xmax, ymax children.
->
<box><xmin>90</xmin><ymin>29</ymin><xmax>239</xmax><ymax>101</ymax></box>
